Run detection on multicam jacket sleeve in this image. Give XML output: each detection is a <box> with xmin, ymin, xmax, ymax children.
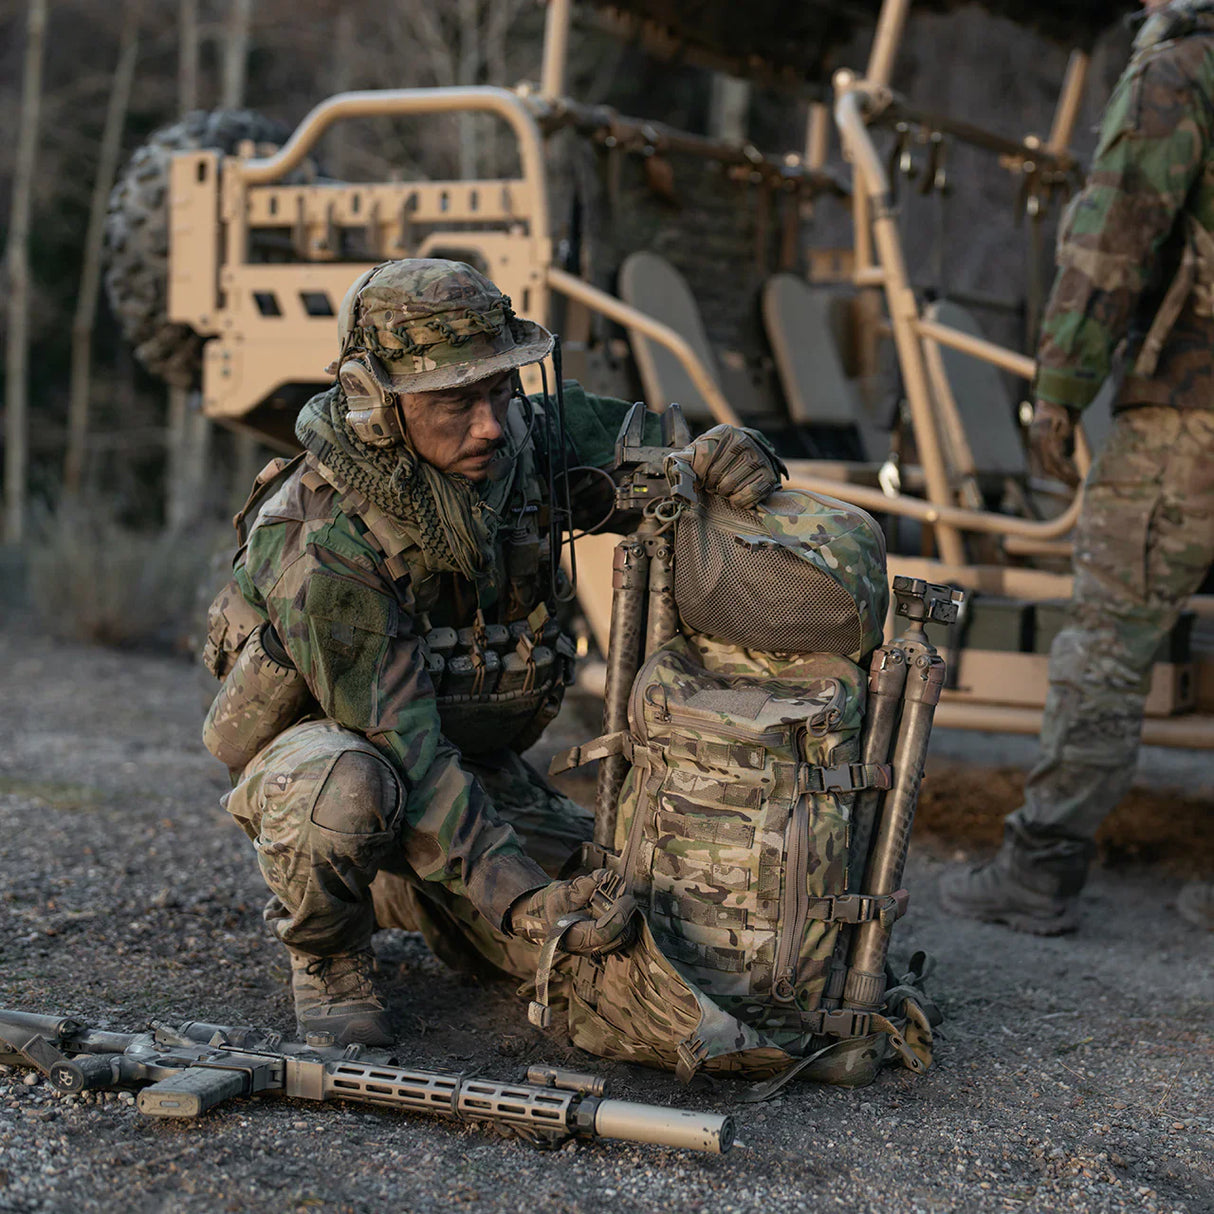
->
<box><xmin>234</xmin><ymin>472</ymin><xmax>551</xmax><ymax>927</ymax></box>
<box><xmin>232</xmin><ymin>385</ymin><xmax>645</xmax><ymax>926</ymax></box>
<box><xmin>1035</xmin><ymin>30</ymin><xmax>1214</xmax><ymax>411</ymax></box>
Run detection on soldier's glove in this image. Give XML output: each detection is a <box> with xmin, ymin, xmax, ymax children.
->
<box><xmin>507</xmin><ymin>870</ymin><xmax>638</xmax><ymax>956</ymax></box>
<box><xmin>1029</xmin><ymin>399</ymin><xmax>1081</xmax><ymax>488</ymax></box>
<box><xmin>666</xmin><ymin>424</ymin><xmax>786</xmax><ymax>510</ymax></box>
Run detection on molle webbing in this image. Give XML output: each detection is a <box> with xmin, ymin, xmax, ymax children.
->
<box><xmin>550</xmin><ymin>730</ymin><xmax>890</xmax><ymax>800</ymax></box>
<box><xmin>301</xmin><ymin>459</ymin><xmax>416</xmax><ymax>585</ymax></box>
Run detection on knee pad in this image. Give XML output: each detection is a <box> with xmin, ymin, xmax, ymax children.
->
<box><xmin>311</xmin><ymin>749</ymin><xmax>402</xmax><ymax>835</ymax></box>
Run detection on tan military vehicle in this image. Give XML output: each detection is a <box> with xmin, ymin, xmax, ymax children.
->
<box><xmin>104</xmin><ymin>0</ymin><xmax>1214</xmax><ymax>747</ymax></box>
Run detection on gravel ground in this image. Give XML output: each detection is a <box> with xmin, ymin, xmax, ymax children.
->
<box><xmin>0</xmin><ymin>624</ymin><xmax>1211</xmax><ymax>1214</ymax></box>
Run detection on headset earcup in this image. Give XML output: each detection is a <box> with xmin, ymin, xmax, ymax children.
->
<box><xmin>340</xmin><ymin>356</ymin><xmax>403</xmax><ymax>446</ymax></box>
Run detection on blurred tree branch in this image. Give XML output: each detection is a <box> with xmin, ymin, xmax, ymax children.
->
<box><xmin>65</xmin><ymin>0</ymin><xmax>143</xmax><ymax>495</ymax></box>
<box><xmin>4</xmin><ymin>0</ymin><xmax>48</xmax><ymax>545</ymax></box>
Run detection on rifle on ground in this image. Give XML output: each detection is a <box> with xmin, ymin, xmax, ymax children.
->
<box><xmin>0</xmin><ymin>1009</ymin><xmax>734</xmax><ymax>1154</ymax></box>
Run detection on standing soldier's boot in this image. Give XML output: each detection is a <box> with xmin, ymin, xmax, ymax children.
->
<box><xmin>939</xmin><ymin>820</ymin><xmax>1088</xmax><ymax>936</ymax></box>
<box><xmin>288</xmin><ymin>947</ymin><xmax>394</xmax><ymax>1046</ymax></box>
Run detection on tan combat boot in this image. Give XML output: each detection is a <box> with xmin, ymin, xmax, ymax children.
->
<box><xmin>288</xmin><ymin>948</ymin><xmax>394</xmax><ymax>1046</ymax></box>
<box><xmin>939</xmin><ymin>846</ymin><xmax>1079</xmax><ymax>936</ymax></box>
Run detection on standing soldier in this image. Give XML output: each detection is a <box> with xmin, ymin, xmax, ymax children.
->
<box><xmin>201</xmin><ymin>258</ymin><xmax>784</xmax><ymax>1042</ymax></box>
<box><xmin>942</xmin><ymin>0</ymin><xmax>1214</xmax><ymax>933</ymax></box>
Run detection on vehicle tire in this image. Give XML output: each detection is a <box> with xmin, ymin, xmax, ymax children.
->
<box><xmin>103</xmin><ymin>109</ymin><xmax>297</xmax><ymax>388</ymax></box>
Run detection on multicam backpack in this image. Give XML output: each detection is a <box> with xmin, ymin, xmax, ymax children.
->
<box><xmin>544</xmin><ymin>487</ymin><xmax>941</xmax><ymax>1088</ymax></box>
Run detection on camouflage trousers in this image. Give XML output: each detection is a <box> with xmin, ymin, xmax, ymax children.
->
<box><xmin>1009</xmin><ymin>406</ymin><xmax>1214</xmax><ymax>891</ymax></box>
<box><xmin>223</xmin><ymin>718</ymin><xmax>593</xmax><ymax>980</ymax></box>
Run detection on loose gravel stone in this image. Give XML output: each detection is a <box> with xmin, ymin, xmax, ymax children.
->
<box><xmin>0</xmin><ymin>617</ymin><xmax>1210</xmax><ymax>1214</ymax></box>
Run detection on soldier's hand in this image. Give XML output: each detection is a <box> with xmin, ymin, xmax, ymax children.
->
<box><xmin>1029</xmin><ymin>400</ymin><xmax>1081</xmax><ymax>488</ymax></box>
<box><xmin>507</xmin><ymin>870</ymin><xmax>637</xmax><ymax>956</ymax></box>
<box><xmin>667</xmin><ymin>424</ymin><xmax>786</xmax><ymax>510</ymax></box>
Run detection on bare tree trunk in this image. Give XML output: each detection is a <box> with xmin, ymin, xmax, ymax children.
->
<box><xmin>64</xmin><ymin>0</ymin><xmax>143</xmax><ymax>496</ymax></box>
<box><xmin>221</xmin><ymin>0</ymin><xmax>253</xmax><ymax>109</ymax></box>
<box><xmin>4</xmin><ymin>0</ymin><xmax>48</xmax><ymax>546</ymax></box>
<box><xmin>326</xmin><ymin>7</ymin><xmax>357</xmax><ymax>178</ymax></box>
<box><xmin>165</xmin><ymin>0</ymin><xmax>208</xmax><ymax>530</ymax></box>
<box><xmin>179</xmin><ymin>0</ymin><xmax>199</xmax><ymax>111</ymax></box>
<box><xmin>456</xmin><ymin>0</ymin><xmax>482</xmax><ymax>179</ymax></box>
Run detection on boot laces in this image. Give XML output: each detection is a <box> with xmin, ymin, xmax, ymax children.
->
<box><xmin>301</xmin><ymin>951</ymin><xmax>377</xmax><ymax>1002</ymax></box>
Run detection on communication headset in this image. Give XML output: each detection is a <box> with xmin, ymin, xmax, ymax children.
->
<box><xmin>334</xmin><ymin>265</ymin><xmax>407</xmax><ymax>448</ymax></box>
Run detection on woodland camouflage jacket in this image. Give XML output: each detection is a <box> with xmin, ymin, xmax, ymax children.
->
<box><xmin>1035</xmin><ymin>0</ymin><xmax>1214</xmax><ymax>411</ymax></box>
<box><xmin>229</xmin><ymin>383</ymin><xmax>654</xmax><ymax>925</ymax></box>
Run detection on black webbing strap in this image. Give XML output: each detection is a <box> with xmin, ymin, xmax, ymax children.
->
<box><xmin>795</xmin><ymin>762</ymin><xmax>893</xmax><ymax>795</ymax></box>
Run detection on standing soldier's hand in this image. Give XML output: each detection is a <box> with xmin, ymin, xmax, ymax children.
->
<box><xmin>1029</xmin><ymin>400</ymin><xmax>1082</xmax><ymax>488</ymax></box>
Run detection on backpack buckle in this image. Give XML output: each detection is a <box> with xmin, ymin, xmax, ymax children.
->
<box><xmin>797</xmin><ymin>762</ymin><xmax>891</xmax><ymax>794</ymax></box>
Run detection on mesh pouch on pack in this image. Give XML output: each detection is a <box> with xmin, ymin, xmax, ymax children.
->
<box><xmin>672</xmin><ymin>488</ymin><xmax>887</xmax><ymax>660</ymax></box>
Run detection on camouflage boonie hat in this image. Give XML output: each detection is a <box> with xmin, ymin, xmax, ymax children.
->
<box><xmin>337</xmin><ymin>258</ymin><xmax>554</xmax><ymax>392</ymax></box>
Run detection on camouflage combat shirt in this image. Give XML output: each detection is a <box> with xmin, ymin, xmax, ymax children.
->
<box><xmin>231</xmin><ymin>382</ymin><xmax>655</xmax><ymax>926</ymax></box>
<box><xmin>1036</xmin><ymin>0</ymin><xmax>1214</xmax><ymax>411</ymax></box>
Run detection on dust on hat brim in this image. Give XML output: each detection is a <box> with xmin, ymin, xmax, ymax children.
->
<box><xmin>382</xmin><ymin>319</ymin><xmax>554</xmax><ymax>395</ymax></box>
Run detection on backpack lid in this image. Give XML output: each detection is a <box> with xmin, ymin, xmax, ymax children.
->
<box><xmin>673</xmin><ymin>486</ymin><xmax>888</xmax><ymax>660</ymax></box>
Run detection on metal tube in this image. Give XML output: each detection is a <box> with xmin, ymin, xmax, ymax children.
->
<box><xmin>240</xmin><ymin>87</ymin><xmax>550</xmax><ymax>237</ymax></box>
<box><xmin>931</xmin><ymin>701</ymin><xmax>1214</xmax><ymax>748</ymax></box>
<box><xmin>865</xmin><ymin>0</ymin><xmax>912</xmax><ymax>89</ymax></box>
<box><xmin>805</xmin><ymin>101</ymin><xmax>831</xmax><ymax>170</ymax></box>
<box><xmin>914</xmin><ymin>315</ymin><xmax>1035</xmax><ymax>381</ymax></box>
<box><xmin>526</xmin><ymin>95</ymin><xmax>846</xmax><ymax>195</ymax></box>
<box><xmin>820</xmin><ymin>645</ymin><xmax>908</xmax><ymax>1012</ymax></box>
<box><xmin>870</xmin><ymin>99</ymin><xmax>1076</xmax><ymax>171</ymax></box>
<box><xmin>592</xmin><ymin>1099</ymin><xmax>735</xmax><ymax>1154</ymax></box>
<box><xmin>547</xmin><ymin>267</ymin><xmax>743</xmax><ymax>427</ymax></box>
<box><xmin>1047</xmin><ymin>50</ymin><xmax>1090</xmax><ymax>153</ymax></box>
<box><xmin>644</xmin><ymin>535</ymin><xmax>678</xmax><ymax>658</ymax></box>
<box><xmin>848</xmin><ymin>647</ymin><xmax>909</xmax><ymax>891</ymax></box>
<box><xmin>916</xmin><ymin>316</ymin><xmax>1097</xmax><ymax>480</ymax></box>
<box><xmin>836</xmin><ymin>87</ymin><xmax>966</xmax><ymax>566</ymax></box>
<box><xmin>595</xmin><ymin>537</ymin><xmax>649</xmax><ymax>850</ymax></box>
<box><xmin>844</xmin><ymin>649</ymin><xmax>946</xmax><ymax>1012</ymax></box>
<box><xmin>783</xmin><ymin>461</ymin><xmax>1084</xmax><ymax>539</ymax></box>
<box><xmin>540</xmin><ymin>0</ymin><xmax>571</xmax><ymax>99</ymax></box>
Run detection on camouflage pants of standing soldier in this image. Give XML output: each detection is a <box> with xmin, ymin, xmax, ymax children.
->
<box><xmin>222</xmin><ymin>718</ymin><xmax>594</xmax><ymax>980</ymax></box>
<box><xmin>1007</xmin><ymin>405</ymin><xmax>1214</xmax><ymax>892</ymax></box>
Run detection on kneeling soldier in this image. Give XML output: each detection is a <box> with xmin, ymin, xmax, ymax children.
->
<box><xmin>201</xmin><ymin>258</ymin><xmax>783</xmax><ymax>1043</ymax></box>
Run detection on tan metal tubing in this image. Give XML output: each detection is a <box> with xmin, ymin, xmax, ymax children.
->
<box><xmin>837</xmin><ymin>84</ymin><xmax>967</xmax><ymax>565</ymax></box>
<box><xmin>806</xmin><ymin>101</ymin><xmax>831</xmax><ymax>170</ymax></box>
<box><xmin>546</xmin><ymin>266</ymin><xmax>743</xmax><ymax>426</ymax></box>
<box><xmin>865</xmin><ymin>0</ymin><xmax>912</xmax><ymax>89</ymax></box>
<box><xmin>933</xmin><ymin>701</ymin><xmax>1214</xmax><ymax>748</ymax></box>
<box><xmin>240</xmin><ymin>88</ymin><xmax>550</xmax><ymax>234</ymax></box>
<box><xmin>913</xmin><ymin>316</ymin><xmax>1093</xmax><ymax>472</ymax></box>
<box><xmin>916</xmin><ymin>316</ymin><xmax>1035</xmax><ymax>380</ymax></box>
<box><xmin>833</xmin><ymin>81</ymin><xmax>1097</xmax><ymax>545</ymax></box>
<box><xmin>1047</xmin><ymin>50</ymin><xmax>1090</xmax><ymax>153</ymax></box>
<box><xmin>785</xmin><ymin>461</ymin><xmax>1083</xmax><ymax>538</ymax></box>
<box><xmin>541</xmin><ymin>0</ymin><xmax>572</xmax><ymax>99</ymax></box>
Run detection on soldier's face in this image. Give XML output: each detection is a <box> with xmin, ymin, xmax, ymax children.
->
<box><xmin>400</xmin><ymin>370</ymin><xmax>514</xmax><ymax>480</ymax></box>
